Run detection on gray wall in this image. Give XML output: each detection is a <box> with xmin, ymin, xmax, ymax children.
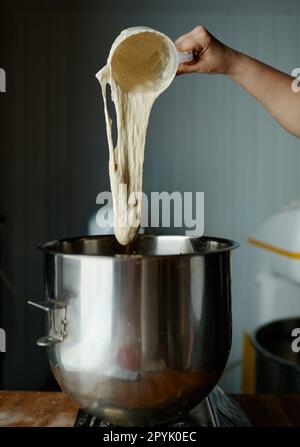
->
<box><xmin>0</xmin><ymin>0</ymin><xmax>300</xmax><ymax>391</ymax></box>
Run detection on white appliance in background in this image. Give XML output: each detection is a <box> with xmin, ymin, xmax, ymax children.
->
<box><xmin>247</xmin><ymin>199</ymin><xmax>300</xmax><ymax>333</ymax></box>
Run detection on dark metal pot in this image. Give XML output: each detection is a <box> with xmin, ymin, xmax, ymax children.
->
<box><xmin>253</xmin><ymin>317</ymin><xmax>300</xmax><ymax>393</ymax></box>
<box><xmin>29</xmin><ymin>234</ymin><xmax>238</xmax><ymax>426</ymax></box>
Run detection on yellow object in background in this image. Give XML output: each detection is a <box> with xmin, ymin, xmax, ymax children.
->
<box><xmin>242</xmin><ymin>331</ymin><xmax>256</xmax><ymax>393</ymax></box>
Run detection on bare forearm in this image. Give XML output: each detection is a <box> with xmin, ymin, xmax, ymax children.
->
<box><xmin>176</xmin><ymin>26</ymin><xmax>300</xmax><ymax>138</ymax></box>
<box><xmin>227</xmin><ymin>50</ymin><xmax>300</xmax><ymax>137</ymax></box>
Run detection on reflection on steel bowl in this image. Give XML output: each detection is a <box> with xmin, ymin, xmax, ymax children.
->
<box><xmin>29</xmin><ymin>235</ymin><xmax>238</xmax><ymax>426</ymax></box>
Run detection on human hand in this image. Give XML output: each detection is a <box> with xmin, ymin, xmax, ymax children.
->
<box><xmin>175</xmin><ymin>25</ymin><xmax>238</xmax><ymax>75</ymax></box>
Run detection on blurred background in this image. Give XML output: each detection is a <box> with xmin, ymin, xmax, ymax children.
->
<box><xmin>0</xmin><ymin>0</ymin><xmax>300</xmax><ymax>392</ymax></box>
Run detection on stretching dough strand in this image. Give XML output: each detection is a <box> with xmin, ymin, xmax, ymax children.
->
<box><xmin>96</xmin><ymin>27</ymin><xmax>176</xmax><ymax>245</ymax></box>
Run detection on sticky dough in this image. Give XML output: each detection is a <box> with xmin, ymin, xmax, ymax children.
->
<box><xmin>96</xmin><ymin>27</ymin><xmax>176</xmax><ymax>245</ymax></box>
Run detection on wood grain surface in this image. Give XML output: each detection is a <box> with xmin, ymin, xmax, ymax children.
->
<box><xmin>0</xmin><ymin>391</ymin><xmax>300</xmax><ymax>427</ymax></box>
<box><xmin>234</xmin><ymin>394</ymin><xmax>300</xmax><ymax>427</ymax></box>
<box><xmin>0</xmin><ymin>391</ymin><xmax>78</xmax><ymax>427</ymax></box>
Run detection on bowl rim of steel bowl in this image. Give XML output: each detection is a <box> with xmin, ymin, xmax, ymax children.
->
<box><xmin>251</xmin><ymin>316</ymin><xmax>300</xmax><ymax>373</ymax></box>
<box><xmin>37</xmin><ymin>234</ymin><xmax>239</xmax><ymax>260</ymax></box>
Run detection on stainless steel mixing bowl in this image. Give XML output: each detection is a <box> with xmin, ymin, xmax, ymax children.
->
<box><xmin>29</xmin><ymin>235</ymin><xmax>238</xmax><ymax>426</ymax></box>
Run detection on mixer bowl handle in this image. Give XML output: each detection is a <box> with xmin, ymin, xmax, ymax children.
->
<box><xmin>28</xmin><ymin>299</ymin><xmax>67</xmax><ymax>347</ymax></box>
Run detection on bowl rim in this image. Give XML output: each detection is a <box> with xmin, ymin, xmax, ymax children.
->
<box><xmin>37</xmin><ymin>234</ymin><xmax>240</xmax><ymax>260</ymax></box>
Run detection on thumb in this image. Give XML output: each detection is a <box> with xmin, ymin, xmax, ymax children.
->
<box><xmin>177</xmin><ymin>60</ymin><xmax>197</xmax><ymax>75</ymax></box>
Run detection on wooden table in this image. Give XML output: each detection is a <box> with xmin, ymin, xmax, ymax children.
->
<box><xmin>0</xmin><ymin>392</ymin><xmax>78</xmax><ymax>427</ymax></box>
<box><xmin>234</xmin><ymin>394</ymin><xmax>300</xmax><ymax>427</ymax></box>
<box><xmin>0</xmin><ymin>391</ymin><xmax>299</xmax><ymax>427</ymax></box>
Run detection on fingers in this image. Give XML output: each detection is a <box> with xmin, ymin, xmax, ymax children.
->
<box><xmin>175</xmin><ymin>25</ymin><xmax>208</xmax><ymax>51</ymax></box>
<box><xmin>175</xmin><ymin>35</ymin><xmax>197</xmax><ymax>53</ymax></box>
<box><xmin>176</xmin><ymin>43</ymin><xmax>199</xmax><ymax>75</ymax></box>
<box><xmin>175</xmin><ymin>26</ymin><xmax>209</xmax><ymax>75</ymax></box>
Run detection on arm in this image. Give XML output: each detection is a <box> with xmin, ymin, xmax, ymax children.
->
<box><xmin>175</xmin><ymin>26</ymin><xmax>300</xmax><ymax>138</ymax></box>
